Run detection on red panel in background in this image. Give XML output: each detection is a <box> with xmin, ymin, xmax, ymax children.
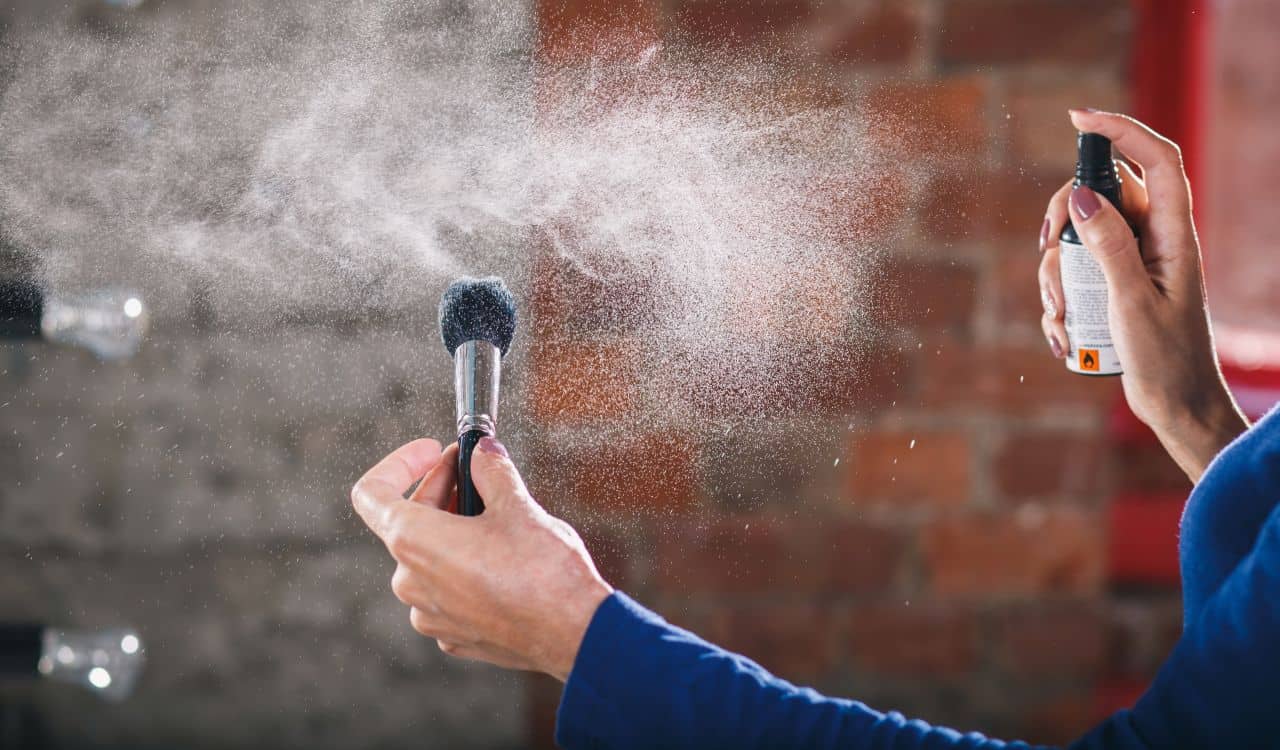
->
<box><xmin>1095</xmin><ymin>678</ymin><xmax>1150</xmax><ymax>719</ymax></box>
<box><xmin>1223</xmin><ymin>362</ymin><xmax>1280</xmax><ymax>419</ymax></box>
<box><xmin>1130</xmin><ymin>0</ymin><xmax>1209</xmax><ymax>198</ymax></box>
<box><xmin>1107</xmin><ymin>492</ymin><xmax>1184</xmax><ymax>586</ymax></box>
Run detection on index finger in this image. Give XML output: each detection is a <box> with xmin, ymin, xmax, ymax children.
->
<box><xmin>1044</xmin><ymin>178</ymin><xmax>1073</xmax><ymax>253</ymax></box>
<box><xmin>351</xmin><ymin>438</ymin><xmax>443</xmax><ymax>538</ymax></box>
<box><xmin>1067</xmin><ymin>109</ymin><xmax>1192</xmax><ymax>224</ymax></box>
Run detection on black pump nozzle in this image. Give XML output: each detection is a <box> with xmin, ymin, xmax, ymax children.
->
<box><xmin>1074</xmin><ymin>132</ymin><xmax>1122</xmax><ymax>208</ymax></box>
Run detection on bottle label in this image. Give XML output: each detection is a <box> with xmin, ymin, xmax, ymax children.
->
<box><xmin>1059</xmin><ymin>239</ymin><xmax>1122</xmax><ymax>375</ymax></box>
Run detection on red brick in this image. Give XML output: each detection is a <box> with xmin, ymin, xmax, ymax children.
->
<box><xmin>526</xmin><ymin>339</ymin><xmax>639</xmax><ymax>425</ymax></box>
<box><xmin>863</xmin><ymin>78</ymin><xmax>988</xmax><ymax>159</ymax></box>
<box><xmin>1022</xmin><ymin>691</ymin><xmax>1102</xmax><ymax>746</ymax></box>
<box><xmin>847</xmin><ymin>602</ymin><xmax>978</xmax><ymax>677</ymax></box>
<box><xmin>1096</xmin><ymin>678</ymin><xmax>1148</xmax><ymax>716</ymax></box>
<box><xmin>918</xmin><ymin>341</ymin><xmax>1117</xmax><ymax>415</ymax></box>
<box><xmin>922</xmin><ymin>168</ymin><xmax>1062</xmax><ymax>244</ymax></box>
<box><xmin>849</xmin><ymin>429</ymin><xmax>971</xmax><ymax>508</ymax></box>
<box><xmin>871</xmin><ymin>257</ymin><xmax>978</xmax><ymax>331</ymax></box>
<box><xmin>994</xmin><ymin>251</ymin><xmax>1048</xmax><ymax>339</ymax></box>
<box><xmin>823</xmin><ymin>519</ymin><xmax>913</xmax><ymax>593</ymax></box>
<box><xmin>992</xmin><ymin>602</ymin><xmax>1107</xmax><ymax>676</ymax></box>
<box><xmin>849</xmin><ymin>343</ymin><xmax>916</xmax><ymax>410</ymax></box>
<box><xmin>1106</xmin><ymin>598</ymin><xmax>1182</xmax><ymax>674</ymax></box>
<box><xmin>817</xmin><ymin>1</ymin><xmax>922</xmax><ymax>66</ymax></box>
<box><xmin>940</xmin><ymin>0</ymin><xmax>1131</xmax><ymax>66</ymax></box>
<box><xmin>705</xmin><ymin>601</ymin><xmax>838</xmax><ymax>679</ymax></box>
<box><xmin>807</xmin><ymin>163</ymin><xmax>915</xmax><ymax>244</ymax></box>
<box><xmin>654</xmin><ymin>517</ymin><xmax>908</xmax><ymax>596</ymax></box>
<box><xmin>922</xmin><ymin>507</ymin><xmax>1106</xmax><ymax>597</ymax></box>
<box><xmin>1113</xmin><ymin>441</ymin><xmax>1190</xmax><ymax>494</ymax></box>
<box><xmin>526</xmin><ymin>673</ymin><xmax>563</xmax><ymax>749</ymax></box>
<box><xmin>655</xmin><ymin>519</ymin><xmax>791</xmax><ymax>595</ymax></box>
<box><xmin>766</xmin><ymin>76</ymin><xmax>851</xmax><ymax>112</ymax></box>
<box><xmin>1107</xmin><ymin>493</ymin><xmax>1182</xmax><ymax>587</ymax></box>
<box><xmin>672</xmin><ymin>0</ymin><xmax>813</xmax><ymax>47</ymax></box>
<box><xmin>574</xmin><ymin>524</ymin><xmax>640</xmax><ymax>588</ymax></box>
<box><xmin>552</xmin><ymin>432</ymin><xmax>698</xmax><ymax>516</ymax></box>
<box><xmin>537</xmin><ymin>0</ymin><xmax>661</xmax><ymax>64</ymax></box>
<box><xmin>682</xmin><ymin>334</ymin><xmax>914</xmax><ymax>419</ymax></box>
<box><xmin>698</xmin><ymin>421</ymin><xmax>850</xmax><ymax>513</ymax></box>
<box><xmin>529</xmin><ymin>249</ymin><xmax>667</xmax><ymax>338</ymax></box>
<box><xmin>719</xmin><ymin>250</ymin><xmax>853</xmax><ymax>348</ymax></box>
<box><xmin>1005</xmin><ymin>74</ymin><xmax>1128</xmax><ymax>172</ymax></box>
<box><xmin>994</xmin><ymin>432</ymin><xmax>1107</xmax><ymax>500</ymax></box>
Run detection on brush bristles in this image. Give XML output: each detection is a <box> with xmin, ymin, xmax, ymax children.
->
<box><xmin>438</xmin><ymin>276</ymin><xmax>517</xmax><ymax>356</ymax></box>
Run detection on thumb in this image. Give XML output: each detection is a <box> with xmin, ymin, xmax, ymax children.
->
<box><xmin>470</xmin><ymin>437</ymin><xmax>530</xmax><ymax>510</ymax></box>
<box><xmin>1068</xmin><ymin>186</ymin><xmax>1151</xmax><ymax>297</ymax></box>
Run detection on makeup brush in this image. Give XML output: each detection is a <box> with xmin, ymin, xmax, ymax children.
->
<box><xmin>438</xmin><ymin>276</ymin><xmax>517</xmax><ymax>516</ymax></box>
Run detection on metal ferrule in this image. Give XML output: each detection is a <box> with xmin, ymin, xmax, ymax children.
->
<box><xmin>454</xmin><ymin>340</ymin><xmax>501</xmax><ymax>438</ymax></box>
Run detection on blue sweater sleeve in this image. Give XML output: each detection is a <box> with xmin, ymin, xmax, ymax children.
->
<box><xmin>556</xmin><ymin>591</ymin><xmax>1050</xmax><ymax>750</ymax></box>
<box><xmin>1178</xmin><ymin>405</ymin><xmax>1280</xmax><ymax>624</ymax></box>
<box><xmin>554</xmin><ymin>592</ymin><xmax>1194</xmax><ymax>750</ymax></box>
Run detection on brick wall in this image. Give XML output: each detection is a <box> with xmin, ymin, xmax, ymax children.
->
<box><xmin>0</xmin><ymin>2</ymin><xmax>531</xmax><ymax>748</ymax></box>
<box><xmin>524</xmin><ymin>1</ymin><xmax>1185</xmax><ymax>746</ymax></box>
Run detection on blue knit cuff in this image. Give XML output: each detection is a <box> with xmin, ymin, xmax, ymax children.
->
<box><xmin>555</xmin><ymin>591</ymin><xmax>667</xmax><ymax>750</ymax></box>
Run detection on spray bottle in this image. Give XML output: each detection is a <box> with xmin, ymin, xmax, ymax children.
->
<box><xmin>1059</xmin><ymin>132</ymin><xmax>1135</xmax><ymax>376</ymax></box>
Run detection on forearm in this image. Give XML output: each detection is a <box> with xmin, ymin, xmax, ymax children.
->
<box><xmin>1150</xmin><ymin>384</ymin><xmax>1248</xmax><ymax>484</ymax></box>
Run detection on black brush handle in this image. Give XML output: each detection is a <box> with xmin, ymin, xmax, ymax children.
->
<box><xmin>457</xmin><ymin>429</ymin><xmax>487</xmax><ymax>516</ymax></box>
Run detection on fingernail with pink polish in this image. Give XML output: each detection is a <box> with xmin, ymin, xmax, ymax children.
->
<box><xmin>1039</xmin><ymin>217</ymin><xmax>1050</xmax><ymax>253</ymax></box>
<box><xmin>1041</xmin><ymin>287</ymin><xmax>1057</xmax><ymax>318</ymax></box>
<box><xmin>1070</xmin><ymin>186</ymin><xmax>1101</xmax><ymax>222</ymax></box>
<box><xmin>477</xmin><ymin>437</ymin><xmax>509</xmax><ymax>458</ymax></box>
<box><xmin>1047</xmin><ymin>334</ymin><xmax>1064</xmax><ymax>359</ymax></box>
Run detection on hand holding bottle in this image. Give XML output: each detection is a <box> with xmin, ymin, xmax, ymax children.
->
<box><xmin>1038</xmin><ymin>110</ymin><xmax>1247</xmax><ymax>481</ymax></box>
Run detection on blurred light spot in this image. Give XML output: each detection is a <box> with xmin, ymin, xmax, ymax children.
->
<box><xmin>88</xmin><ymin>667</ymin><xmax>112</xmax><ymax>689</ymax></box>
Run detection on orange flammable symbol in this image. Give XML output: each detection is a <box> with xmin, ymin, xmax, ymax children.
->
<box><xmin>1079</xmin><ymin>349</ymin><xmax>1099</xmax><ymax>371</ymax></box>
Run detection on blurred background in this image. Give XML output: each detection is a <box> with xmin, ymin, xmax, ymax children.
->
<box><xmin>2</xmin><ymin>0</ymin><xmax>1278</xmax><ymax>748</ymax></box>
